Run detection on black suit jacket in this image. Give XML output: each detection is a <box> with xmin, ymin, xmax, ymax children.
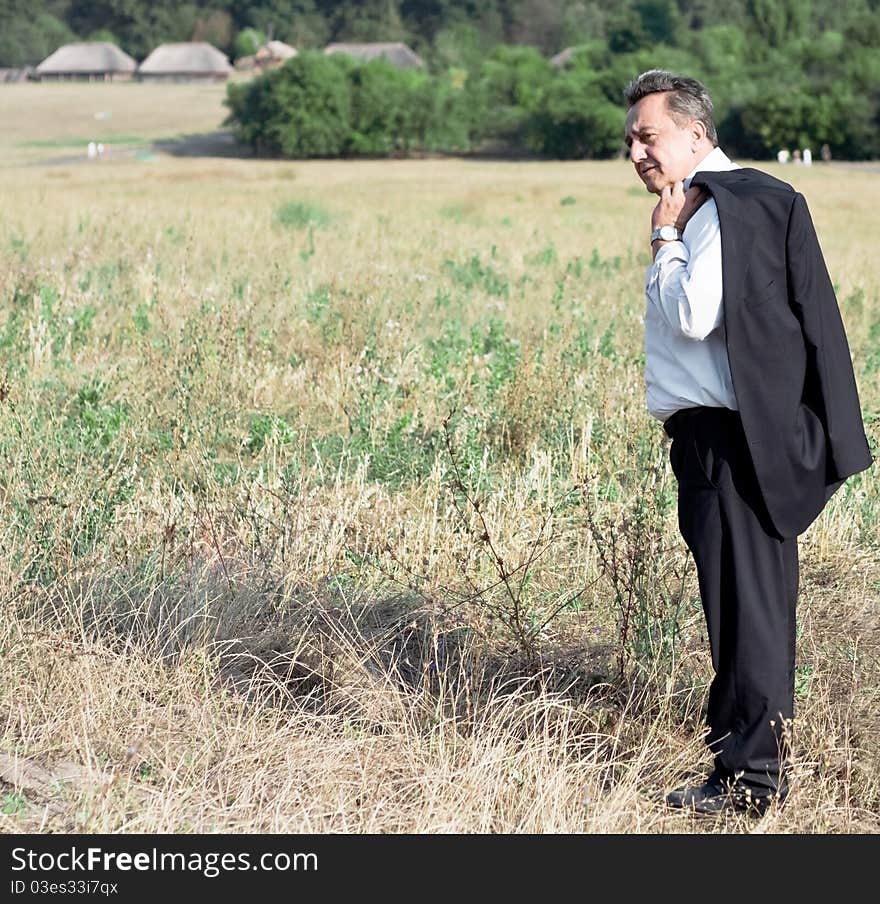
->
<box><xmin>690</xmin><ymin>168</ymin><xmax>873</xmax><ymax>538</ymax></box>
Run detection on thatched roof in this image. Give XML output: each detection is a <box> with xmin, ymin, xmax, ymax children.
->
<box><xmin>256</xmin><ymin>41</ymin><xmax>297</xmax><ymax>63</ymax></box>
<box><xmin>235</xmin><ymin>41</ymin><xmax>297</xmax><ymax>71</ymax></box>
<box><xmin>36</xmin><ymin>42</ymin><xmax>136</xmax><ymax>75</ymax></box>
<box><xmin>0</xmin><ymin>67</ymin><xmax>33</xmax><ymax>82</ymax></box>
<box><xmin>324</xmin><ymin>42</ymin><xmax>423</xmax><ymax>69</ymax></box>
<box><xmin>138</xmin><ymin>42</ymin><xmax>231</xmax><ymax>75</ymax></box>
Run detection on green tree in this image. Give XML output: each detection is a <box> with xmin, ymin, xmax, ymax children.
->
<box><xmin>633</xmin><ymin>0</ymin><xmax>681</xmax><ymax>45</ymax></box>
<box><xmin>0</xmin><ymin>2</ymin><xmax>74</xmax><ymax>66</ymax></box>
<box><xmin>470</xmin><ymin>45</ymin><xmax>554</xmax><ymax>143</ymax></box>
<box><xmin>411</xmin><ymin>71</ymin><xmax>473</xmax><ymax>150</ymax></box>
<box><xmin>678</xmin><ymin>0</ymin><xmax>748</xmax><ymax>30</ymax></box>
<box><xmin>226</xmin><ymin>51</ymin><xmax>352</xmax><ymax>156</ymax></box>
<box><xmin>192</xmin><ymin>10</ymin><xmax>235</xmax><ymax>51</ymax></box>
<box><xmin>87</xmin><ymin>28</ymin><xmax>123</xmax><ymax>45</ymax></box>
<box><xmin>325</xmin><ymin>0</ymin><xmax>408</xmax><ymax>41</ymax></box>
<box><xmin>348</xmin><ymin>59</ymin><xmax>420</xmax><ymax>154</ymax></box>
<box><xmin>230</xmin><ymin>1</ymin><xmax>330</xmax><ymax>48</ymax></box>
<box><xmin>234</xmin><ymin>26</ymin><xmax>267</xmax><ymax>57</ymax></box>
<box><xmin>508</xmin><ymin>0</ymin><xmax>568</xmax><ymax>52</ymax></box>
<box><xmin>691</xmin><ymin>24</ymin><xmax>748</xmax><ymax>75</ymax></box>
<box><xmin>429</xmin><ymin>20</ymin><xmax>492</xmax><ymax>73</ymax></box>
<box><xmin>839</xmin><ymin>0</ymin><xmax>880</xmax><ymax>48</ymax></box>
<box><xmin>606</xmin><ymin>7</ymin><xmax>649</xmax><ymax>53</ymax></box>
<box><xmin>746</xmin><ymin>0</ymin><xmax>811</xmax><ymax>50</ymax></box>
<box><xmin>529</xmin><ymin>69</ymin><xmax>625</xmax><ymax>158</ymax></box>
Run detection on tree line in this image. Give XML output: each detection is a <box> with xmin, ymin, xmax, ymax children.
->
<box><xmin>4</xmin><ymin>1</ymin><xmax>880</xmax><ymax>159</ymax></box>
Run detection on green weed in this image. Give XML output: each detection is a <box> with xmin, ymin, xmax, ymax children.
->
<box><xmin>2</xmin><ymin>793</ymin><xmax>28</xmax><ymax>816</ymax></box>
<box><xmin>73</xmin><ymin>381</ymin><xmax>130</xmax><ymax>449</ymax></box>
<box><xmin>248</xmin><ymin>413</ymin><xmax>296</xmax><ymax>453</ymax></box>
<box><xmin>439</xmin><ymin>203</ymin><xmax>467</xmax><ymax>222</ymax></box>
<box><xmin>442</xmin><ymin>252</ymin><xmax>509</xmax><ymax>298</ymax></box>
<box><xmin>275</xmin><ymin>201</ymin><xmax>332</xmax><ymax>230</ymax></box>
<box><xmin>526</xmin><ymin>243</ymin><xmax>558</xmax><ymax>267</ymax></box>
<box><xmin>589</xmin><ymin>248</ymin><xmax>622</xmax><ymax>274</ymax></box>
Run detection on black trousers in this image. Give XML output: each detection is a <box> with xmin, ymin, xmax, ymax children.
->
<box><xmin>664</xmin><ymin>406</ymin><xmax>798</xmax><ymax>794</ymax></box>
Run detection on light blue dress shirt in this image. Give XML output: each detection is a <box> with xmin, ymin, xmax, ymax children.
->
<box><xmin>644</xmin><ymin>146</ymin><xmax>742</xmax><ymax>421</ymax></box>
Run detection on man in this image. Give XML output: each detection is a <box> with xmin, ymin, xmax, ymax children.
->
<box><xmin>623</xmin><ymin>70</ymin><xmax>873</xmax><ymax>815</ymax></box>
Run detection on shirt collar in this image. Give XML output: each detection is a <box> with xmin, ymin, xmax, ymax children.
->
<box><xmin>683</xmin><ymin>146</ymin><xmax>739</xmax><ymax>190</ymax></box>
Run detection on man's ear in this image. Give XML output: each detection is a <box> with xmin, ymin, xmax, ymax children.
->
<box><xmin>690</xmin><ymin>119</ymin><xmax>708</xmax><ymax>145</ymax></box>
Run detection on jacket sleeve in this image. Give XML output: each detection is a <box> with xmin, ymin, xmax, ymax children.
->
<box><xmin>785</xmin><ymin>193</ymin><xmax>873</xmax><ymax>482</ymax></box>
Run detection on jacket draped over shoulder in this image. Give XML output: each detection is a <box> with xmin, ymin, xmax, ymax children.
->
<box><xmin>690</xmin><ymin>168</ymin><xmax>873</xmax><ymax>538</ymax></box>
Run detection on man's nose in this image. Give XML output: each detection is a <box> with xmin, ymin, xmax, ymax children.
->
<box><xmin>630</xmin><ymin>141</ymin><xmax>646</xmax><ymax>163</ymax></box>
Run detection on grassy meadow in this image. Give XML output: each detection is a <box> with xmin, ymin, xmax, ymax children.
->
<box><xmin>0</xmin><ymin>83</ymin><xmax>878</xmax><ymax>834</ymax></box>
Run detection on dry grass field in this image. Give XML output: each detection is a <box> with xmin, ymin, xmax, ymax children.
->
<box><xmin>0</xmin><ymin>82</ymin><xmax>231</xmax><ymax>166</ymax></box>
<box><xmin>0</xmin><ymin>83</ymin><xmax>877</xmax><ymax>834</ymax></box>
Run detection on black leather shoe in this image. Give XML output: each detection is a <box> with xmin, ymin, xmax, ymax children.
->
<box><xmin>665</xmin><ymin>770</ymin><xmax>729</xmax><ymax>814</ymax></box>
<box><xmin>665</xmin><ymin>770</ymin><xmax>788</xmax><ymax>817</ymax></box>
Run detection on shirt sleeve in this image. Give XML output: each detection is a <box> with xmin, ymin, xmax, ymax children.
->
<box><xmin>644</xmin><ymin>197</ymin><xmax>724</xmax><ymax>341</ymax></box>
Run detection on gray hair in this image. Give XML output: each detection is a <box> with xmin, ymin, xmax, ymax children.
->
<box><xmin>623</xmin><ymin>69</ymin><xmax>718</xmax><ymax>146</ymax></box>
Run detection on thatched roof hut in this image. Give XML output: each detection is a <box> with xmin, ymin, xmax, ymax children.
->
<box><xmin>36</xmin><ymin>42</ymin><xmax>136</xmax><ymax>81</ymax></box>
<box><xmin>234</xmin><ymin>54</ymin><xmax>257</xmax><ymax>72</ymax></box>
<box><xmin>138</xmin><ymin>42</ymin><xmax>231</xmax><ymax>81</ymax></box>
<box><xmin>0</xmin><ymin>67</ymin><xmax>33</xmax><ymax>82</ymax></box>
<box><xmin>324</xmin><ymin>42</ymin><xmax>423</xmax><ymax>69</ymax></box>
<box><xmin>256</xmin><ymin>41</ymin><xmax>297</xmax><ymax>65</ymax></box>
<box><xmin>235</xmin><ymin>40</ymin><xmax>297</xmax><ymax>72</ymax></box>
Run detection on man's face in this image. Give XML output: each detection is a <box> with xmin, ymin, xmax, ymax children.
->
<box><xmin>625</xmin><ymin>92</ymin><xmax>698</xmax><ymax>195</ymax></box>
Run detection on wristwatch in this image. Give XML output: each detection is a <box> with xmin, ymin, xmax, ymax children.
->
<box><xmin>650</xmin><ymin>224</ymin><xmax>682</xmax><ymax>243</ymax></box>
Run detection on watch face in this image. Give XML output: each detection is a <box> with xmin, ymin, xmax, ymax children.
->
<box><xmin>659</xmin><ymin>225</ymin><xmax>678</xmax><ymax>241</ymax></box>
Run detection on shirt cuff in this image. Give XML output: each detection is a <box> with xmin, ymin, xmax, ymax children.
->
<box><xmin>652</xmin><ymin>240</ymin><xmax>688</xmax><ymax>264</ymax></box>
<box><xmin>645</xmin><ymin>240</ymin><xmax>688</xmax><ymax>290</ymax></box>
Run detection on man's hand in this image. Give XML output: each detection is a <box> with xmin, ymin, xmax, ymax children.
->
<box><xmin>651</xmin><ymin>182</ymin><xmax>708</xmax><ymax>233</ymax></box>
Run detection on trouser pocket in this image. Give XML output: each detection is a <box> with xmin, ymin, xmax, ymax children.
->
<box><xmin>670</xmin><ymin>417</ymin><xmax>718</xmax><ymax>489</ymax></box>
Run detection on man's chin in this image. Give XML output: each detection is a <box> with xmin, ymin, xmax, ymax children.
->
<box><xmin>640</xmin><ymin>172</ymin><xmax>665</xmax><ymax>195</ymax></box>
<box><xmin>648</xmin><ymin>179</ymin><xmax>678</xmax><ymax>196</ymax></box>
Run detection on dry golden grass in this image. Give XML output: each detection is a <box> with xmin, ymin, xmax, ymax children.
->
<box><xmin>0</xmin><ymin>84</ymin><xmax>877</xmax><ymax>834</ymax></box>
<box><xmin>0</xmin><ymin>82</ymin><xmax>230</xmax><ymax>165</ymax></box>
